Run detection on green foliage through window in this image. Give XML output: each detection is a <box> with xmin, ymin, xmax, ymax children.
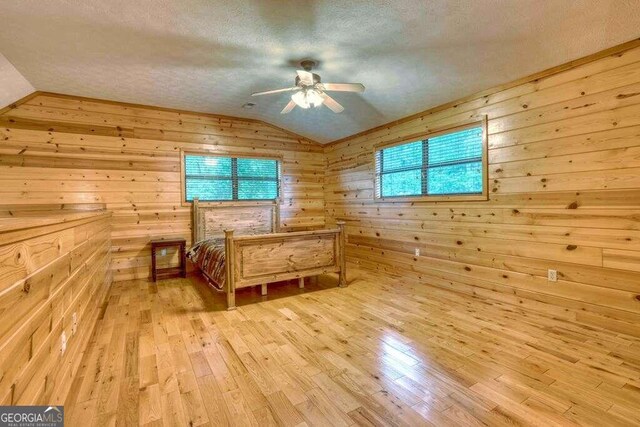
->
<box><xmin>376</xmin><ymin>126</ymin><xmax>484</xmax><ymax>198</ymax></box>
<box><xmin>184</xmin><ymin>154</ymin><xmax>279</xmax><ymax>202</ymax></box>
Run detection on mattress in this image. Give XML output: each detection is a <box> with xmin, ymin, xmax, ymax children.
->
<box><xmin>186</xmin><ymin>238</ymin><xmax>226</xmax><ymax>290</ymax></box>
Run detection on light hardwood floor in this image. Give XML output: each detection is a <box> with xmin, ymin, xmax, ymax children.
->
<box><xmin>65</xmin><ymin>269</ymin><xmax>640</xmax><ymax>426</ymax></box>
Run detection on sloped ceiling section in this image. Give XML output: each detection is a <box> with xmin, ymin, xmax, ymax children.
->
<box><xmin>0</xmin><ymin>53</ymin><xmax>34</xmax><ymax>109</ymax></box>
<box><xmin>0</xmin><ymin>1</ymin><xmax>639</xmax><ymax>143</ymax></box>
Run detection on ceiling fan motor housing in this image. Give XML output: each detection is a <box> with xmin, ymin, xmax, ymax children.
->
<box><xmin>295</xmin><ymin>73</ymin><xmax>321</xmax><ymax>87</ymax></box>
<box><xmin>300</xmin><ymin>60</ymin><xmax>316</xmax><ymax>71</ymax></box>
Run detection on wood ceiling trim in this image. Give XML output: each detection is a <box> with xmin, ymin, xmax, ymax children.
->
<box><xmin>3</xmin><ymin>91</ymin><xmax>323</xmax><ymax>147</ymax></box>
<box><xmin>325</xmin><ymin>37</ymin><xmax>640</xmax><ymax>148</ymax></box>
<box><xmin>0</xmin><ymin>90</ymin><xmax>39</xmax><ymax>116</ymax></box>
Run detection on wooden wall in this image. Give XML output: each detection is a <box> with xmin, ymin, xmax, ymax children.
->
<box><xmin>0</xmin><ymin>208</ymin><xmax>112</xmax><ymax>405</ymax></box>
<box><xmin>0</xmin><ymin>94</ymin><xmax>325</xmax><ymax>281</ymax></box>
<box><xmin>325</xmin><ymin>42</ymin><xmax>640</xmax><ymax>336</ymax></box>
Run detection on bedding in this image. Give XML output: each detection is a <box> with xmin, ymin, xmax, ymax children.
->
<box><xmin>186</xmin><ymin>238</ymin><xmax>226</xmax><ymax>290</ymax></box>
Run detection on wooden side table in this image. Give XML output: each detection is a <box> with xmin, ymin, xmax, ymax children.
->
<box><xmin>150</xmin><ymin>237</ymin><xmax>187</xmax><ymax>282</ymax></box>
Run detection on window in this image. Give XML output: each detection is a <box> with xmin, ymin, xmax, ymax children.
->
<box><xmin>182</xmin><ymin>153</ymin><xmax>280</xmax><ymax>202</ymax></box>
<box><xmin>374</xmin><ymin>121</ymin><xmax>487</xmax><ymax>200</ymax></box>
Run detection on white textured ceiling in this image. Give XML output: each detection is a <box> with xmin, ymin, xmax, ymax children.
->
<box><xmin>0</xmin><ymin>53</ymin><xmax>34</xmax><ymax>110</ymax></box>
<box><xmin>0</xmin><ymin>1</ymin><xmax>639</xmax><ymax>143</ymax></box>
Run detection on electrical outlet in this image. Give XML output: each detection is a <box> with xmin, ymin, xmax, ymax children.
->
<box><xmin>61</xmin><ymin>332</ymin><xmax>67</xmax><ymax>355</ymax></box>
<box><xmin>160</xmin><ymin>248</ymin><xmax>167</xmax><ymax>256</ymax></box>
<box><xmin>547</xmin><ymin>269</ymin><xmax>557</xmax><ymax>282</ymax></box>
<box><xmin>72</xmin><ymin>312</ymin><xmax>78</xmax><ymax>335</ymax></box>
<box><xmin>414</xmin><ymin>248</ymin><xmax>420</xmax><ymax>257</ymax></box>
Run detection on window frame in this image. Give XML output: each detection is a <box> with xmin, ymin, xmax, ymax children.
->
<box><xmin>373</xmin><ymin>116</ymin><xmax>488</xmax><ymax>203</ymax></box>
<box><xmin>180</xmin><ymin>150</ymin><xmax>282</xmax><ymax>207</ymax></box>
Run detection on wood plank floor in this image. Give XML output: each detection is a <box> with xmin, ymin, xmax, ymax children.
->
<box><xmin>65</xmin><ymin>268</ymin><xmax>640</xmax><ymax>426</ymax></box>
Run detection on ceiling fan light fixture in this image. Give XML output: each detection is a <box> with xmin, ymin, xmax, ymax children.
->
<box><xmin>292</xmin><ymin>88</ymin><xmax>324</xmax><ymax>109</ymax></box>
<box><xmin>291</xmin><ymin>91</ymin><xmax>310</xmax><ymax>109</ymax></box>
<box><xmin>306</xmin><ymin>89</ymin><xmax>325</xmax><ymax>108</ymax></box>
<box><xmin>253</xmin><ymin>63</ymin><xmax>362</xmax><ymax>114</ymax></box>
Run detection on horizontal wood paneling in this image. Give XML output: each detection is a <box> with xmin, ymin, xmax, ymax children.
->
<box><xmin>0</xmin><ymin>94</ymin><xmax>325</xmax><ymax>281</ymax></box>
<box><xmin>325</xmin><ymin>44</ymin><xmax>640</xmax><ymax>336</ymax></box>
<box><xmin>0</xmin><ymin>210</ymin><xmax>112</xmax><ymax>405</ymax></box>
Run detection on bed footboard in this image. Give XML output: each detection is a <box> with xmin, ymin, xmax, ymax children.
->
<box><xmin>224</xmin><ymin>222</ymin><xmax>346</xmax><ymax>310</ymax></box>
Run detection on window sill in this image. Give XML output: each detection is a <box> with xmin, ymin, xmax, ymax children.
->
<box><xmin>182</xmin><ymin>199</ymin><xmax>279</xmax><ymax>208</ymax></box>
<box><xmin>374</xmin><ymin>193</ymin><xmax>488</xmax><ymax>203</ymax></box>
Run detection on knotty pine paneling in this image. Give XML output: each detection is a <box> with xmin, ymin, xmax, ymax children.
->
<box><xmin>325</xmin><ymin>44</ymin><xmax>640</xmax><ymax>336</ymax></box>
<box><xmin>0</xmin><ymin>210</ymin><xmax>112</xmax><ymax>405</ymax></box>
<box><xmin>0</xmin><ymin>94</ymin><xmax>325</xmax><ymax>281</ymax></box>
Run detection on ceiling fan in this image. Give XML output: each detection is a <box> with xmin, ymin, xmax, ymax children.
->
<box><xmin>251</xmin><ymin>60</ymin><xmax>365</xmax><ymax>114</ymax></box>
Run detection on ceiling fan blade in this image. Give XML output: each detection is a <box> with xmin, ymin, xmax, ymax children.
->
<box><xmin>296</xmin><ymin>70</ymin><xmax>314</xmax><ymax>86</ymax></box>
<box><xmin>320</xmin><ymin>93</ymin><xmax>344</xmax><ymax>113</ymax></box>
<box><xmin>252</xmin><ymin>87</ymin><xmax>299</xmax><ymax>96</ymax></box>
<box><xmin>280</xmin><ymin>100</ymin><xmax>296</xmax><ymax>114</ymax></box>
<box><xmin>321</xmin><ymin>83</ymin><xmax>365</xmax><ymax>93</ymax></box>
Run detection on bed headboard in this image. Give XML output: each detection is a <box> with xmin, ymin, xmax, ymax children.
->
<box><xmin>192</xmin><ymin>198</ymin><xmax>280</xmax><ymax>242</ymax></box>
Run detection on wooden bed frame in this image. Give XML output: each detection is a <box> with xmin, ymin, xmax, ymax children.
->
<box><xmin>192</xmin><ymin>198</ymin><xmax>347</xmax><ymax>310</ymax></box>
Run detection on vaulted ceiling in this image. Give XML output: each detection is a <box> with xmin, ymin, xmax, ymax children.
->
<box><xmin>1</xmin><ymin>1</ymin><xmax>639</xmax><ymax>143</ymax></box>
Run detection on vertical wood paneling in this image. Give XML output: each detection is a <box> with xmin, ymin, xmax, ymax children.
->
<box><xmin>324</xmin><ymin>45</ymin><xmax>640</xmax><ymax>335</ymax></box>
<box><xmin>0</xmin><ymin>94</ymin><xmax>325</xmax><ymax>281</ymax></box>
